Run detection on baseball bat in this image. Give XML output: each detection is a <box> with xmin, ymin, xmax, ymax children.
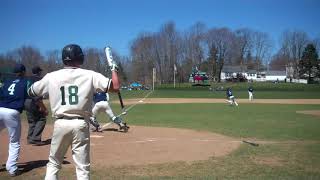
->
<box><xmin>104</xmin><ymin>46</ymin><xmax>126</xmax><ymax>111</ymax></box>
<box><xmin>118</xmin><ymin>91</ymin><xmax>125</xmax><ymax>109</ymax></box>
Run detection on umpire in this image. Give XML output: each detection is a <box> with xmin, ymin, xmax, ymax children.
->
<box><xmin>25</xmin><ymin>66</ymin><xmax>47</xmax><ymax>145</ymax></box>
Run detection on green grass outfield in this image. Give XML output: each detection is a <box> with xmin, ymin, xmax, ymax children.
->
<box><xmin>123</xmin><ymin>103</ymin><xmax>320</xmax><ymax>141</ymax></box>
<box><xmin>118</xmin><ymin>82</ymin><xmax>320</xmax><ymax>99</ymax></box>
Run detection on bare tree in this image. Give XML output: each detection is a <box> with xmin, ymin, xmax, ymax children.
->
<box><xmin>279</xmin><ymin>30</ymin><xmax>309</xmax><ymax>78</ymax></box>
<box><xmin>206</xmin><ymin>27</ymin><xmax>235</xmax><ymax>82</ymax></box>
<box><xmin>9</xmin><ymin>46</ymin><xmax>44</xmax><ymax>75</ymax></box>
<box><xmin>269</xmin><ymin>52</ymin><xmax>290</xmax><ymax>71</ymax></box>
<box><xmin>130</xmin><ymin>32</ymin><xmax>156</xmax><ymax>84</ymax></box>
<box><xmin>234</xmin><ymin>28</ymin><xmax>253</xmax><ymax>69</ymax></box>
<box><xmin>251</xmin><ymin>31</ymin><xmax>272</xmax><ymax>71</ymax></box>
<box><xmin>46</xmin><ymin>50</ymin><xmax>62</xmax><ymax>73</ymax></box>
<box><xmin>82</xmin><ymin>48</ymin><xmax>101</xmax><ymax>72</ymax></box>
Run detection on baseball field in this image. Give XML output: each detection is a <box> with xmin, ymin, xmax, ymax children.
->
<box><xmin>1</xmin><ymin>82</ymin><xmax>320</xmax><ymax>179</ymax></box>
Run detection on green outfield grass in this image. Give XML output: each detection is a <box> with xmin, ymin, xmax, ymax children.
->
<box><xmin>105</xmin><ymin>103</ymin><xmax>320</xmax><ymax>141</ymax></box>
<box><xmin>117</xmin><ymin>82</ymin><xmax>320</xmax><ymax>99</ymax></box>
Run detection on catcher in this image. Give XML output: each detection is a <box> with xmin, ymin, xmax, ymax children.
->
<box><xmin>25</xmin><ymin>66</ymin><xmax>48</xmax><ymax>146</ymax></box>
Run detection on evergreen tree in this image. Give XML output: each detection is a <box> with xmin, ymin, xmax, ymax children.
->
<box><xmin>299</xmin><ymin>44</ymin><xmax>319</xmax><ymax>83</ymax></box>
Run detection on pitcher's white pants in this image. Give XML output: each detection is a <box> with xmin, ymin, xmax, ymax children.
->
<box><xmin>45</xmin><ymin>119</ymin><xmax>90</xmax><ymax>180</ymax></box>
<box><xmin>0</xmin><ymin>107</ymin><xmax>21</xmax><ymax>175</ymax></box>
<box><xmin>248</xmin><ymin>92</ymin><xmax>253</xmax><ymax>101</ymax></box>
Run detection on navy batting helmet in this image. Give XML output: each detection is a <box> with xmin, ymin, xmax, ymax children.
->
<box><xmin>62</xmin><ymin>44</ymin><xmax>84</xmax><ymax>65</ymax></box>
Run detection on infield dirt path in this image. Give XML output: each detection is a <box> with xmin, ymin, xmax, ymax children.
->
<box><xmin>0</xmin><ymin>98</ymin><xmax>319</xmax><ymax>172</ymax></box>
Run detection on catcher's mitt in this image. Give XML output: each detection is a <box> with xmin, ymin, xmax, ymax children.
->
<box><xmin>36</xmin><ymin>100</ymin><xmax>48</xmax><ymax>116</ymax></box>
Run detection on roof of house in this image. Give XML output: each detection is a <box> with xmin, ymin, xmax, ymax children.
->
<box><xmin>222</xmin><ymin>65</ymin><xmax>247</xmax><ymax>72</ymax></box>
<box><xmin>247</xmin><ymin>70</ymin><xmax>257</xmax><ymax>73</ymax></box>
<box><xmin>266</xmin><ymin>70</ymin><xmax>286</xmax><ymax>76</ymax></box>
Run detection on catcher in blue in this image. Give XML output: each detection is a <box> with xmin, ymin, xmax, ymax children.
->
<box><xmin>89</xmin><ymin>92</ymin><xmax>129</xmax><ymax>132</ymax></box>
<box><xmin>28</xmin><ymin>44</ymin><xmax>129</xmax><ymax>180</ymax></box>
<box><xmin>0</xmin><ymin>64</ymin><xmax>29</xmax><ymax>177</ymax></box>
<box><xmin>226</xmin><ymin>88</ymin><xmax>238</xmax><ymax>106</ymax></box>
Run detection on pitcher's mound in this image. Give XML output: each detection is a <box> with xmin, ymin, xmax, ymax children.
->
<box><xmin>91</xmin><ymin>125</ymin><xmax>241</xmax><ymax>166</ymax></box>
<box><xmin>0</xmin><ymin>123</ymin><xmax>241</xmax><ymax>168</ymax></box>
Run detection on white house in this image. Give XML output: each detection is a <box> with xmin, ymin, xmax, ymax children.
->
<box><xmin>265</xmin><ymin>71</ymin><xmax>287</xmax><ymax>82</ymax></box>
<box><xmin>221</xmin><ymin>65</ymin><xmax>286</xmax><ymax>82</ymax></box>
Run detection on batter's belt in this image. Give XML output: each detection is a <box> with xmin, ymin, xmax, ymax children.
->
<box><xmin>56</xmin><ymin>116</ymin><xmax>85</xmax><ymax>120</ymax></box>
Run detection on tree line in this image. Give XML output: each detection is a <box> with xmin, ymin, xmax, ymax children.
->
<box><xmin>1</xmin><ymin>21</ymin><xmax>319</xmax><ymax>84</ymax></box>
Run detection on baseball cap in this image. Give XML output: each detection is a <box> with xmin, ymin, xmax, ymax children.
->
<box><xmin>13</xmin><ymin>64</ymin><xmax>26</xmax><ymax>73</ymax></box>
<box><xmin>32</xmin><ymin>66</ymin><xmax>43</xmax><ymax>74</ymax></box>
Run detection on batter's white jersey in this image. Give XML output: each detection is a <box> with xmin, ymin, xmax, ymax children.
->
<box><xmin>29</xmin><ymin>67</ymin><xmax>112</xmax><ymax>119</ymax></box>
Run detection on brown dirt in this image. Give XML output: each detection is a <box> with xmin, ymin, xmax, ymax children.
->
<box><xmin>0</xmin><ymin>122</ymin><xmax>240</xmax><ymax>169</ymax></box>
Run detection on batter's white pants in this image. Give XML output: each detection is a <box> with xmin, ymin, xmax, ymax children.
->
<box><xmin>45</xmin><ymin>119</ymin><xmax>90</xmax><ymax>180</ymax></box>
<box><xmin>92</xmin><ymin>101</ymin><xmax>115</xmax><ymax>119</ymax></box>
<box><xmin>248</xmin><ymin>92</ymin><xmax>253</xmax><ymax>101</ymax></box>
<box><xmin>0</xmin><ymin>107</ymin><xmax>21</xmax><ymax>175</ymax></box>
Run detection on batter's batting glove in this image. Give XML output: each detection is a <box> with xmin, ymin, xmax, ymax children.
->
<box><xmin>110</xmin><ymin>62</ymin><xmax>118</xmax><ymax>72</ymax></box>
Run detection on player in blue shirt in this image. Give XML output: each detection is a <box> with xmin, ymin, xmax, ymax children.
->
<box><xmin>0</xmin><ymin>64</ymin><xmax>29</xmax><ymax>176</ymax></box>
<box><xmin>90</xmin><ymin>92</ymin><xmax>128</xmax><ymax>132</ymax></box>
<box><xmin>226</xmin><ymin>88</ymin><xmax>238</xmax><ymax>106</ymax></box>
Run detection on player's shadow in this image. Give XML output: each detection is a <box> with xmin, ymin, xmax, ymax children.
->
<box><xmin>101</xmin><ymin>128</ymin><xmax>128</xmax><ymax>133</ymax></box>
<box><xmin>0</xmin><ymin>158</ymin><xmax>71</xmax><ymax>175</ymax></box>
<box><xmin>102</xmin><ymin>127</ymin><xmax>119</xmax><ymax>132</ymax></box>
<box><xmin>43</xmin><ymin>138</ymin><xmax>52</xmax><ymax>145</ymax></box>
<box><xmin>17</xmin><ymin>159</ymin><xmax>71</xmax><ymax>173</ymax></box>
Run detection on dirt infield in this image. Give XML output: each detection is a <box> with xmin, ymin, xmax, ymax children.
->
<box><xmin>1</xmin><ymin>98</ymin><xmax>319</xmax><ymax>174</ymax></box>
<box><xmin>0</xmin><ymin>122</ymin><xmax>241</xmax><ymax>169</ymax></box>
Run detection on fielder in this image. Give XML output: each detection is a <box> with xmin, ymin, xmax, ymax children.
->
<box><xmin>0</xmin><ymin>64</ymin><xmax>29</xmax><ymax>177</ymax></box>
<box><xmin>226</xmin><ymin>88</ymin><xmax>238</xmax><ymax>106</ymax></box>
<box><xmin>28</xmin><ymin>44</ymin><xmax>128</xmax><ymax>180</ymax></box>
<box><xmin>248</xmin><ymin>86</ymin><xmax>254</xmax><ymax>101</ymax></box>
<box><xmin>89</xmin><ymin>92</ymin><xmax>128</xmax><ymax>132</ymax></box>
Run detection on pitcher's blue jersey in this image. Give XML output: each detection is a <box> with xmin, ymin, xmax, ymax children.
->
<box><xmin>0</xmin><ymin>78</ymin><xmax>29</xmax><ymax>113</ymax></box>
<box><xmin>248</xmin><ymin>87</ymin><xmax>253</xmax><ymax>92</ymax></box>
<box><xmin>226</xmin><ymin>89</ymin><xmax>232</xmax><ymax>97</ymax></box>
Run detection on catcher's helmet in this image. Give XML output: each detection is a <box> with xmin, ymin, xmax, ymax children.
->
<box><xmin>62</xmin><ymin>44</ymin><xmax>84</xmax><ymax>65</ymax></box>
<box><xmin>32</xmin><ymin>66</ymin><xmax>43</xmax><ymax>75</ymax></box>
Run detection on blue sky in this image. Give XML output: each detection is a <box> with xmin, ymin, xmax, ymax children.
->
<box><xmin>1</xmin><ymin>0</ymin><xmax>319</xmax><ymax>56</ymax></box>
